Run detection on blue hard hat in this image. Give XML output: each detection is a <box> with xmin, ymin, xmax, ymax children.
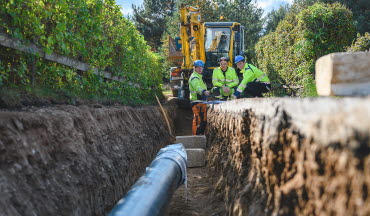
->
<box><xmin>234</xmin><ymin>55</ymin><xmax>245</xmax><ymax>64</ymax></box>
<box><xmin>194</xmin><ymin>60</ymin><xmax>204</xmax><ymax>67</ymax></box>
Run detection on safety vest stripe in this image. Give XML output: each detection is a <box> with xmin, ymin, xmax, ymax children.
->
<box><xmin>256</xmin><ymin>74</ymin><xmax>266</xmax><ymax>82</ymax></box>
<box><xmin>191</xmin><ymin>100</ymin><xmax>205</xmax><ymax>103</ymax></box>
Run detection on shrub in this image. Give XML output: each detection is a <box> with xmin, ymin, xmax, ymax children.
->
<box><xmin>0</xmin><ymin>0</ymin><xmax>163</xmax><ymax>104</ymax></box>
<box><xmin>347</xmin><ymin>32</ymin><xmax>370</xmax><ymax>52</ymax></box>
<box><xmin>255</xmin><ymin>2</ymin><xmax>356</xmax><ymax>97</ymax></box>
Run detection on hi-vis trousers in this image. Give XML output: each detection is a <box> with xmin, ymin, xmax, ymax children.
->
<box><xmin>191</xmin><ymin>103</ymin><xmax>207</xmax><ymax>135</ymax></box>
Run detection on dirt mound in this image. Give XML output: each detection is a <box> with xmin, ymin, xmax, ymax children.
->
<box><xmin>0</xmin><ymin>104</ymin><xmax>175</xmax><ymax>215</ymax></box>
<box><xmin>206</xmin><ymin>97</ymin><xmax>370</xmax><ymax>215</ymax></box>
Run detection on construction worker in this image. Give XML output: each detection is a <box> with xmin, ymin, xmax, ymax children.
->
<box><xmin>189</xmin><ymin>60</ymin><xmax>210</xmax><ymax>135</ymax></box>
<box><xmin>233</xmin><ymin>55</ymin><xmax>271</xmax><ymax>98</ymax></box>
<box><xmin>212</xmin><ymin>57</ymin><xmax>239</xmax><ymax>100</ymax></box>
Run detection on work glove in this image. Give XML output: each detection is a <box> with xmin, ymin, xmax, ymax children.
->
<box><xmin>233</xmin><ymin>91</ymin><xmax>241</xmax><ymax>99</ymax></box>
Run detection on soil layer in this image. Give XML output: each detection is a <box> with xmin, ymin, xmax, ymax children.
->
<box><xmin>0</xmin><ymin>104</ymin><xmax>175</xmax><ymax>215</ymax></box>
<box><xmin>206</xmin><ymin>97</ymin><xmax>370</xmax><ymax>216</ymax></box>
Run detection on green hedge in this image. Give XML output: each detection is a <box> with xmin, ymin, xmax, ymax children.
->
<box><xmin>255</xmin><ymin>2</ymin><xmax>356</xmax><ymax>97</ymax></box>
<box><xmin>0</xmin><ymin>0</ymin><xmax>163</xmax><ymax>104</ymax></box>
<box><xmin>347</xmin><ymin>32</ymin><xmax>370</xmax><ymax>52</ymax></box>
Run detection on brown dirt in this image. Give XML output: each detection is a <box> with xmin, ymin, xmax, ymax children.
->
<box><xmin>166</xmin><ymin>167</ymin><xmax>226</xmax><ymax>216</ymax></box>
<box><xmin>174</xmin><ymin>107</ymin><xmax>193</xmax><ymax>136</ymax></box>
<box><xmin>0</xmin><ymin>103</ymin><xmax>175</xmax><ymax>215</ymax></box>
<box><xmin>206</xmin><ymin>98</ymin><xmax>370</xmax><ymax>216</ymax></box>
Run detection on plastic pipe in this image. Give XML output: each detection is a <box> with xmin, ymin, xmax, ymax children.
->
<box><xmin>108</xmin><ymin>143</ymin><xmax>187</xmax><ymax>216</ymax></box>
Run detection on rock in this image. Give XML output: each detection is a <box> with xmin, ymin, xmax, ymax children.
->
<box><xmin>186</xmin><ymin>149</ymin><xmax>205</xmax><ymax>167</ymax></box>
<box><xmin>175</xmin><ymin>135</ymin><xmax>206</xmax><ymax>149</ymax></box>
<box><xmin>315</xmin><ymin>52</ymin><xmax>370</xmax><ymax>96</ymax></box>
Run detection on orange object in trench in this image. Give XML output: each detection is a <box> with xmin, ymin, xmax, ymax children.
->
<box><xmin>192</xmin><ymin>103</ymin><xmax>207</xmax><ymax>135</ymax></box>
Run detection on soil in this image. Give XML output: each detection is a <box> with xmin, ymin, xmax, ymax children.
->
<box><xmin>0</xmin><ymin>89</ymin><xmax>227</xmax><ymax>216</ymax></box>
<box><xmin>167</xmin><ymin>101</ymin><xmax>227</xmax><ymax>216</ymax></box>
<box><xmin>206</xmin><ymin>98</ymin><xmax>370</xmax><ymax>216</ymax></box>
<box><xmin>174</xmin><ymin>107</ymin><xmax>193</xmax><ymax>136</ymax></box>
<box><xmin>0</xmin><ymin>102</ymin><xmax>175</xmax><ymax>215</ymax></box>
<box><xmin>166</xmin><ymin>167</ymin><xmax>226</xmax><ymax>216</ymax></box>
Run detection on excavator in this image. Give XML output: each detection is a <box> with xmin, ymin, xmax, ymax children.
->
<box><xmin>168</xmin><ymin>4</ymin><xmax>245</xmax><ymax>100</ymax></box>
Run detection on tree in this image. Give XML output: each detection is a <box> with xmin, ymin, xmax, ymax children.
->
<box><xmin>255</xmin><ymin>2</ymin><xmax>356</xmax><ymax>97</ymax></box>
<box><xmin>292</xmin><ymin>0</ymin><xmax>370</xmax><ymax>34</ymax></box>
<box><xmin>132</xmin><ymin>0</ymin><xmax>177</xmax><ymax>50</ymax></box>
<box><xmin>264</xmin><ymin>4</ymin><xmax>290</xmax><ymax>35</ymax></box>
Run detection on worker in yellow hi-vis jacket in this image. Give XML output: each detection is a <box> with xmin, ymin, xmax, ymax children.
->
<box><xmin>189</xmin><ymin>60</ymin><xmax>210</xmax><ymax>135</ymax></box>
<box><xmin>233</xmin><ymin>55</ymin><xmax>271</xmax><ymax>98</ymax></box>
<box><xmin>212</xmin><ymin>57</ymin><xmax>239</xmax><ymax>100</ymax></box>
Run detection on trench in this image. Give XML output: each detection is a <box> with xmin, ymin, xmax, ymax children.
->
<box><xmin>1</xmin><ymin>96</ymin><xmax>369</xmax><ymax>216</ymax></box>
<box><xmin>166</xmin><ymin>107</ymin><xmax>227</xmax><ymax>216</ymax></box>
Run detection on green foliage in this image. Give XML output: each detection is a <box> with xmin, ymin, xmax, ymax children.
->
<box><xmin>264</xmin><ymin>4</ymin><xmax>290</xmax><ymax>35</ymax></box>
<box><xmin>347</xmin><ymin>32</ymin><xmax>370</xmax><ymax>52</ymax></box>
<box><xmin>133</xmin><ymin>0</ymin><xmax>177</xmax><ymax>50</ymax></box>
<box><xmin>0</xmin><ymin>0</ymin><xmax>163</xmax><ymax>105</ymax></box>
<box><xmin>293</xmin><ymin>0</ymin><xmax>370</xmax><ymax>34</ymax></box>
<box><xmin>297</xmin><ymin>2</ymin><xmax>356</xmax><ymax>60</ymax></box>
<box><xmin>255</xmin><ymin>2</ymin><xmax>356</xmax><ymax>97</ymax></box>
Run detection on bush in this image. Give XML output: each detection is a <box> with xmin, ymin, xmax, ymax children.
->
<box><xmin>255</xmin><ymin>2</ymin><xmax>356</xmax><ymax>97</ymax></box>
<box><xmin>0</xmin><ymin>0</ymin><xmax>163</xmax><ymax>104</ymax></box>
<box><xmin>347</xmin><ymin>32</ymin><xmax>370</xmax><ymax>52</ymax></box>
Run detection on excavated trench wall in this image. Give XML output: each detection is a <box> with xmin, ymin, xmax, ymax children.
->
<box><xmin>0</xmin><ymin>103</ymin><xmax>175</xmax><ymax>216</ymax></box>
<box><xmin>206</xmin><ymin>97</ymin><xmax>370</xmax><ymax>216</ymax></box>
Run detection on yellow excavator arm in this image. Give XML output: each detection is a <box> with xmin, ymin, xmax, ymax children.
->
<box><xmin>179</xmin><ymin>4</ymin><xmax>205</xmax><ymax>70</ymax></box>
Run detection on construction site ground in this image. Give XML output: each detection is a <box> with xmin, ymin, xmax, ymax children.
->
<box><xmin>167</xmin><ymin>104</ymin><xmax>227</xmax><ymax>215</ymax></box>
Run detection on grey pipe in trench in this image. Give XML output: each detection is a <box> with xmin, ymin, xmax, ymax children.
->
<box><xmin>108</xmin><ymin>143</ymin><xmax>187</xmax><ymax>216</ymax></box>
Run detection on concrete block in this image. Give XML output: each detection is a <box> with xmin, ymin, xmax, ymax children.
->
<box><xmin>175</xmin><ymin>135</ymin><xmax>206</xmax><ymax>149</ymax></box>
<box><xmin>186</xmin><ymin>148</ymin><xmax>205</xmax><ymax>167</ymax></box>
<box><xmin>315</xmin><ymin>52</ymin><xmax>370</xmax><ymax>96</ymax></box>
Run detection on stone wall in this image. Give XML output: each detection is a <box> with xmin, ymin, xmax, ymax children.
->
<box><xmin>206</xmin><ymin>97</ymin><xmax>370</xmax><ymax>216</ymax></box>
<box><xmin>0</xmin><ymin>104</ymin><xmax>175</xmax><ymax>215</ymax></box>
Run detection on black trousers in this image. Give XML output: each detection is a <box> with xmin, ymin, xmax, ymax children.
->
<box><xmin>241</xmin><ymin>81</ymin><xmax>271</xmax><ymax>98</ymax></box>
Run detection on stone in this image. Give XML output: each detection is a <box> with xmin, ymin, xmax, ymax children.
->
<box><xmin>175</xmin><ymin>135</ymin><xmax>206</xmax><ymax>149</ymax></box>
<box><xmin>186</xmin><ymin>149</ymin><xmax>205</xmax><ymax>167</ymax></box>
<box><xmin>315</xmin><ymin>51</ymin><xmax>370</xmax><ymax>96</ymax></box>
